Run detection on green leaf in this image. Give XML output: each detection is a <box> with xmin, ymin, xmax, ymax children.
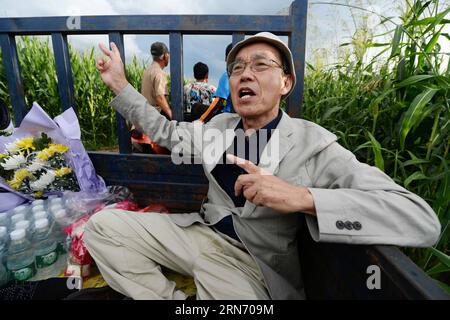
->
<box><xmin>367</xmin><ymin>132</ymin><xmax>384</xmax><ymax>171</ymax></box>
<box><xmin>395</xmin><ymin>75</ymin><xmax>435</xmax><ymax>88</ymax></box>
<box><xmin>424</xmin><ymin>7</ymin><xmax>450</xmax><ymax>35</ymax></box>
<box><xmin>402</xmin><ymin>159</ymin><xmax>429</xmax><ymax>167</ymax></box>
<box><xmin>410</xmin><ymin>18</ymin><xmax>450</xmax><ymax>26</ymax></box>
<box><xmin>399</xmin><ymin>88</ymin><xmax>439</xmax><ymax>150</ymax></box>
<box><xmin>404</xmin><ymin>171</ymin><xmax>428</xmax><ymax>189</ymax></box>
<box><xmin>426</xmin><ymin>263</ymin><xmax>450</xmax><ymax>276</ymax></box>
<box><xmin>428</xmin><ymin>248</ymin><xmax>450</xmax><ymax>268</ymax></box>
<box><xmin>424</xmin><ymin>31</ymin><xmax>442</xmax><ymax>53</ymax></box>
<box><xmin>366</xmin><ymin>43</ymin><xmax>390</xmax><ymax>48</ymax></box>
<box><xmin>390</xmin><ymin>25</ymin><xmax>403</xmax><ymax>58</ymax></box>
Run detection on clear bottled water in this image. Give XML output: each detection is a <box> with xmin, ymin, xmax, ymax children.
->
<box><xmin>0</xmin><ymin>226</ymin><xmax>8</xmax><ymax>263</ymax></box>
<box><xmin>12</xmin><ymin>205</ymin><xmax>29</xmax><ymax>217</ymax></box>
<box><xmin>30</xmin><ymin>219</ymin><xmax>60</xmax><ymax>281</ymax></box>
<box><xmin>31</xmin><ymin>199</ymin><xmax>45</xmax><ymax>208</ymax></box>
<box><xmin>52</xmin><ymin>209</ymin><xmax>69</xmax><ymax>272</ymax></box>
<box><xmin>6</xmin><ymin>229</ymin><xmax>36</xmax><ymax>282</ymax></box>
<box><xmin>10</xmin><ymin>213</ymin><xmax>25</xmax><ymax>226</ymax></box>
<box><xmin>31</xmin><ymin>205</ymin><xmax>45</xmax><ymax>215</ymax></box>
<box><xmin>14</xmin><ymin>220</ymin><xmax>33</xmax><ymax>240</ymax></box>
<box><xmin>33</xmin><ymin>211</ymin><xmax>49</xmax><ymax>222</ymax></box>
<box><xmin>0</xmin><ymin>227</ymin><xmax>8</xmax><ymax>286</ymax></box>
<box><xmin>0</xmin><ymin>213</ymin><xmax>9</xmax><ymax>229</ymax></box>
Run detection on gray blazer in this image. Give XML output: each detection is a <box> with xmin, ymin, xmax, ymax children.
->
<box><xmin>111</xmin><ymin>84</ymin><xmax>441</xmax><ymax>300</ymax></box>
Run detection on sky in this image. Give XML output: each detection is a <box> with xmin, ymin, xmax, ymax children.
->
<box><xmin>0</xmin><ymin>0</ymin><xmax>448</xmax><ymax>85</ymax></box>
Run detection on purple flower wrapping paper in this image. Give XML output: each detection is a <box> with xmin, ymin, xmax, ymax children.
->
<box><xmin>0</xmin><ymin>102</ymin><xmax>106</xmax><ymax>211</ymax></box>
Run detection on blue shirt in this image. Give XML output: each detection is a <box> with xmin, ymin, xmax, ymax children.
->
<box><xmin>214</xmin><ymin>72</ymin><xmax>233</xmax><ymax>113</ymax></box>
<box><xmin>211</xmin><ymin>110</ymin><xmax>283</xmax><ymax>242</ymax></box>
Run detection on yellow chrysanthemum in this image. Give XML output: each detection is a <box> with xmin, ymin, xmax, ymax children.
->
<box><xmin>33</xmin><ymin>191</ymin><xmax>44</xmax><ymax>198</ymax></box>
<box><xmin>14</xmin><ymin>168</ymin><xmax>31</xmax><ymax>181</ymax></box>
<box><xmin>0</xmin><ymin>154</ymin><xmax>7</xmax><ymax>160</ymax></box>
<box><xmin>55</xmin><ymin>167</ymin><xmax>72</xmax><ymax>177</ymax></box>
<box><xmin>8</xmin><ymin>179</ymin><xmax>21</xmax><ymax>190</ymax></box>
<box><xmin>48</xmin><ymin>144</ymin><xmax>69</xmax><ymax>154</ymax></box>
<box><xmin>15</xmin><ymin>138</ymin><xmax>35</xmax><ymax>153</ymax></box>
<box><xmin>36</xmin><ymin>144</ymin><xmax>69</xmax><ymax>161</ymax></box>
<box><xmin>36</xmin><ymin>148</ymin><xmax>53</xmax><ymax>161</ymax></box>
<box><xmin>7</xmin><ymin>168</ymin><xmax>31</xmax><ymax>190</ymax></box>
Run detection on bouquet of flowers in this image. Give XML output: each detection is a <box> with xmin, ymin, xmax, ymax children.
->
<box><xmin>0</xmin><ymin>133</ymin><xmax>80</xmax><ymax>198</ymax></box>
<box><xmin>0</xmin><ymin>102</ymin><xmax>106</xmax><ymax>210</ymax></box>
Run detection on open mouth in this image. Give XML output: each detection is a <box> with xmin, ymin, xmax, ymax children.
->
<box><xmin>238</xmin><ymin>88</ymin><xmax>256</xmax><ymax>100</ymax></box>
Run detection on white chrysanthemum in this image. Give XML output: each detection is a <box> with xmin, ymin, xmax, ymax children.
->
<box><xmin>1</xmin><ymin>154</ymin><xmax>26</xmax><ymax>170</ymax></box>
<box><xmin>27</xmin><ymin>160</ymin><xmax>45</xmax><ymax>173</ymax></box>
<box><xmin>30</xmin><ymin>171</ymin><xmax>55</xmax><ymax>191</ymax></box>
<box><xmin>4</xmin><ymin>141</ymin><xmax>19</xmax><ymax>153</ymax></box>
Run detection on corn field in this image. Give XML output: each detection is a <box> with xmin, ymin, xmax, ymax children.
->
<box><xmin>303</xmin><ymin>0</ymin><xmax>449</xmax><ymax>290</ymax></box>
<box><xmin>0</xmin><ymin>0</ymin><xmax>448</xmax><ymax>291</ymax></box>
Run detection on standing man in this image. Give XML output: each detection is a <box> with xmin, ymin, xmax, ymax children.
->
<box><xmin>133</xmin><ymin>42</ymin><xmax>172</xmax><ymax>153</ymax></box>
<box><xmin>184</xmin><ymin>62</ymin><xmax>216</xmax><ymax>121</ymax></box>
<box><xmin>141</xmin><ymin>41</ymin><xmax>172</xmax><ymax>119</ymax></box>
<box><xmin>214</xmin><ymin>42</ymin><xmax>233</xmax><ymax>113</ymax></box>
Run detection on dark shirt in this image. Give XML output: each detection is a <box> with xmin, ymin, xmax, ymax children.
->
<box><xmin>211</xmin><ymin>110</ymin><xmax>283</xmax><ymax>241</ymax></box>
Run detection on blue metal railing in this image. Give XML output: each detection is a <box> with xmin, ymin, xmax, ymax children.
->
<box><xmin>0</xmin><ymin>0</ymin><xmax>308</xmax><ymax>154</ymax></box>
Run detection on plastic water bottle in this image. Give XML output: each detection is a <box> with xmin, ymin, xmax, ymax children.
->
<box><xmin>10</xmin><ymin>213</ymin><xmax>25</xmax><ymax>226</ymax></box>
<box><xmin>49</xmin><ymin>198</ymin><xmax>64</xmax><ymax>209</ymax></box>
<box><xmin>0</xmin><ymin>226</ymin><xmax>8</xmax><ymax>263</ymax></box>
<box><xmin>0</xmin><ymin>227</ymin><xmax>9</xmax><ymax>286</ymax></box>
<box><xmin>12</xmin><ymin>205</ymin><xmax>29</xmax><ymax>217</ymax></box>
<box><xmin>31</xmin><ymin>199</ymin><xmax>45</xmax><ymax>208</ymax></box>
<box><xmin>49</xmin><ymin>204</ymin><xmax>63</xmax><ymax>216</ymax></box>
<box><xmin>52</xmin><ymin>209</ymin><xmax>69</xmax><ymax>272</ymax></box>
<box><xmin>31</xmin><ymin>205</ymin><xmax>45</xmax><ymax>215</ymax></box>
<box><xmin>33</xmin><ymin>211</ymin><xmax>49</xmax><ymax>222</ymax></box>
<box><xmin>0</xmin><ymin>213</ymin><xmax>9</xmax><ymax>229</ymax></box>
<box><xmin>14</xmin><ymin>220</ymin><xmax>33</xmax><ymax>240</ymax></box>
<box><xmin>30</xmin><ymin>219</ymin><xmax>59</xmax><ymax>281</ymax></box>
<box><xmin>6</xmin><ymin>229</ymin><xmax>36</xmax><ymax>282</ymax></box>
<box><xmin>0</xmin><ymin>254</ymin><xmax>8</xmax><ymax>286</ymax></box>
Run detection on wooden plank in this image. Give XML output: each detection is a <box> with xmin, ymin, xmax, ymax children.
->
<box><xmin>0</xmin><ymin>34</ymin><xmax>27</xmax><ymax>125</ymax></box>
<box><xmin>108</xmin><ymin>32</ymin><xmax>132</xmax><ymax>154</ymax></box>
<box><xmin>299</xmin><ymin>221</ymin><xmax>450</xmax><ymax>299</ymax></box>
<box><xmin>368</xmin><ymin>246</ymin><xmax>450</xmax><ymax>300</ymax></box>
<box><xmin>51</xmin><ymin>33</ymin><xmax>76</xmax><ymax>112</ymax></box>
<box><xmin>288</xmin><ymin>0</ymin><xmax>308</xmax><ymax>118</ymax></box>
<box><xmin>89</xmin><ymin>152</ymin><xmax>208</xmax><ymax>184</ymax></box>
<box><xmin>169</xmin><ymin>32</ymin><xmax>183</xmax><ymax>121</ymax></box>
<box><xmin>0</xmin><ymin>15</ymin><xmax>291</xmax><ymax>35</ymax></box>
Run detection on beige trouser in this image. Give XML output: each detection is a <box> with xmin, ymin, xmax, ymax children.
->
<box><xmin>84</xmin><ymin>209</ymin><xmax>270</xmax><ymax>300</ymax></box>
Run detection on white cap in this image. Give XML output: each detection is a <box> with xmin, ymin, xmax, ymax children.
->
<box><xmin>10</xmin><ymin>229</ymin><xmax>26</xmax><ymax>241</ymax></box>
<box><xmin>34</xmin><ymin>218</ymin><xmax>49</xmax><ymax>230</ymax></box>
<box><xmin>0</xmin><ymin>213</ymin><xmax>8</xmax><ymax>222</ymax></box>
<box><xmin>48</xmin><ymin>195</ymin><xmax>59</xmax><ymax>200</ymax></box>
<box><xmin>32</xmin><ymin>205</ymin><xmax>45</xmax><ymax>213</ymax></box>
<box><xmin>32</xmin><ymin>199</ymin><xmax>44</xmax><ymax>206</ymax></box>
<box><xmin>0</xmin><ymin>226</ymin><xmax>7</xmax><ymax>238</ymax></box>
<box><xmin>50</xmin><ymin>198</ymin><xmax>63</xmax><ymax>204</ymax></box>
<box><xmin>226</xmin><ymin>31</ymin><xmax>297</xmax><ymax>97</ymax></box>
<box><xmin>34</xmin><ymin>211</ymin><xmax>48</xmax><ymax>220</ymax></box>
<box><xmin>15</xmin><ymin>220</ymin><xmax>30</xmax><ymax>230</ymax></box>
<box><xmin>53</xmin><ymin>209</ymin><xmax>67</xmax><ymax>220</ymax></box>
<box><xmin>11</xmin><ymin>213</ymin><xmax>25</xmax><ymax>224</ymax></box>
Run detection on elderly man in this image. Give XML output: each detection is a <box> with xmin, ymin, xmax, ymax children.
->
<box><xmin>85</xmin><ymin>32</ymin><xmax>440</xmax><ymax>300</ymax></box>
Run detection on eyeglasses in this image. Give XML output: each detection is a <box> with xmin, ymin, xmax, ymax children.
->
<box><xmin>227</xmin><ymin>57</ymin><xmax>286</xmax><ymax>77</ymax></box>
